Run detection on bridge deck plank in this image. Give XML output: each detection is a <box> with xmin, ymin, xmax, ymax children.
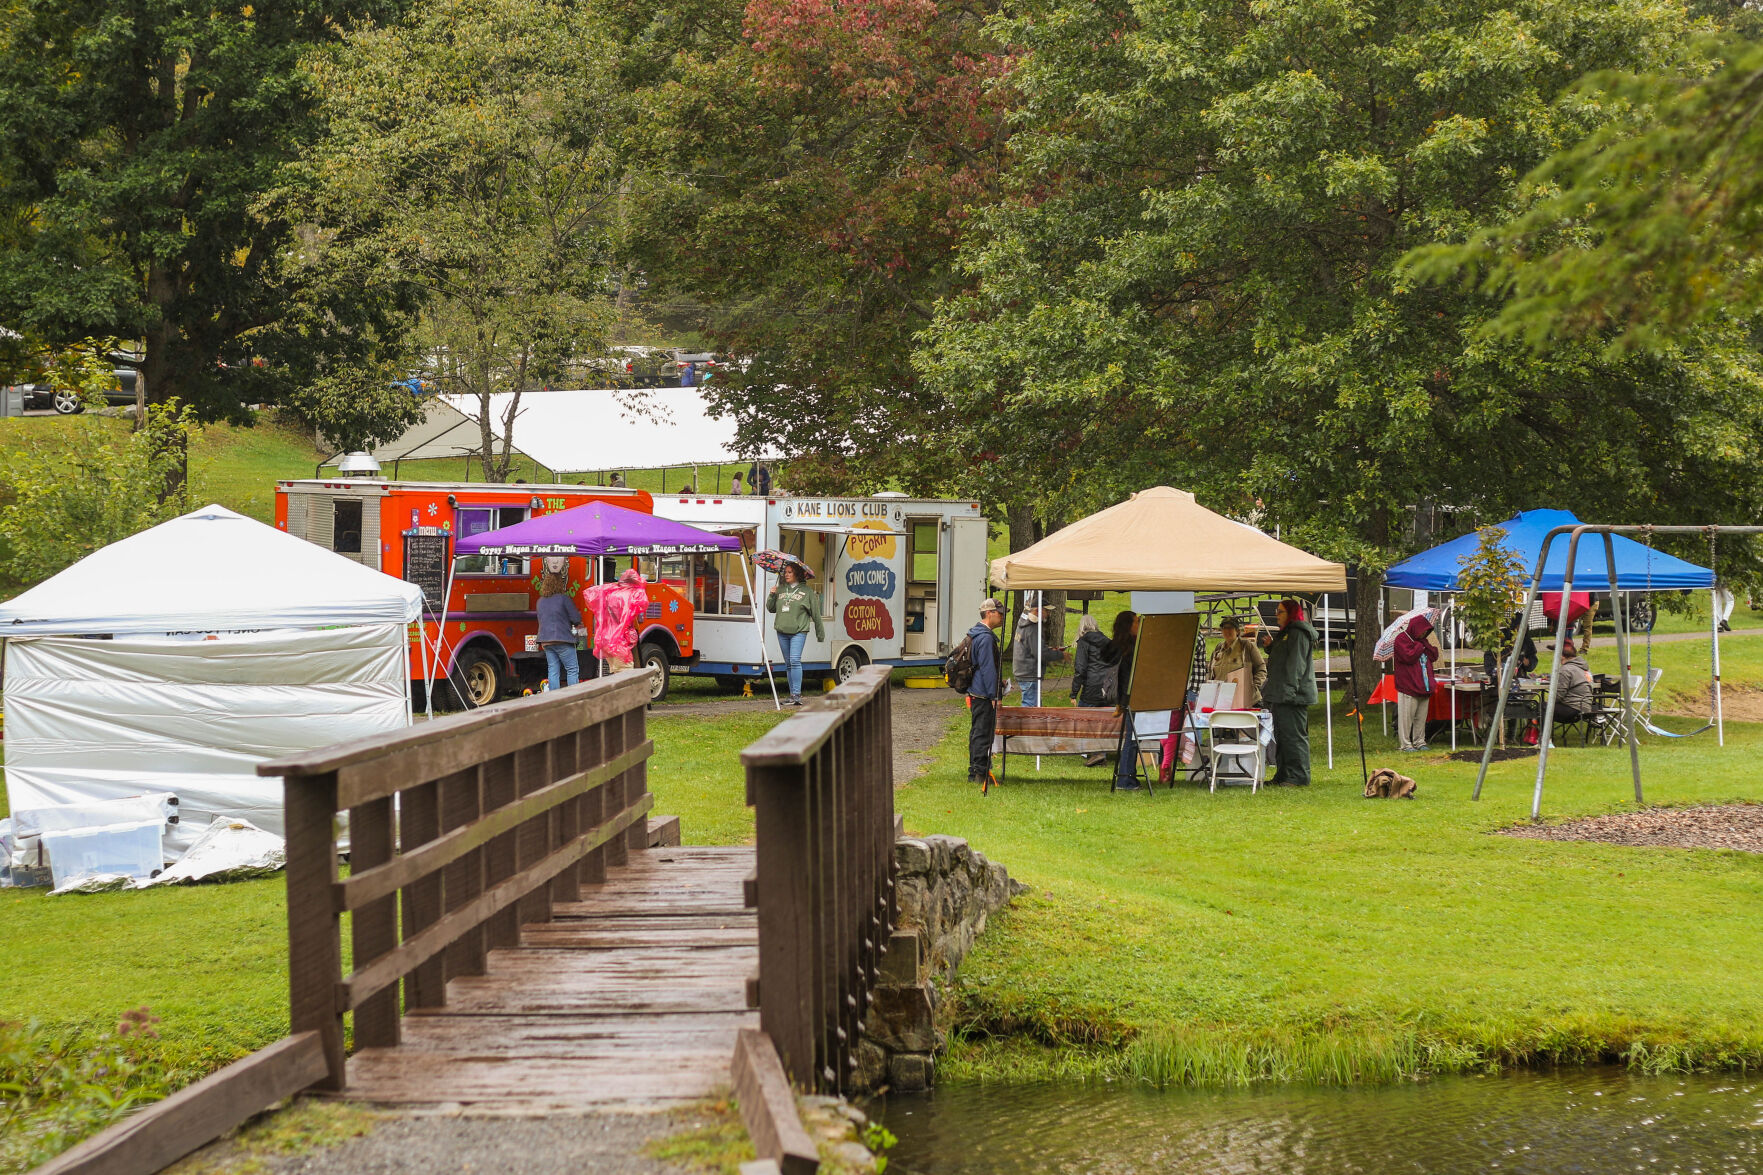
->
<box><xmin>339</xmin><ymin>845</ymin><xmax>758</xmax><ymax>1110</ymax></box>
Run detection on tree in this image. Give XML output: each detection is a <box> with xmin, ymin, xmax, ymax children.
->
<box><xmin>299</xmin><ymin>0</ymin><xmax>623</xmax><ymax>482</ymax></box>
<box><xmin>1403</xmin><ymin>37</ymin><xmax>1763</xmax><ymax>354</ymax></box>
<box><xmin>620</xmin><ymin>0</ymin><xmax>1014</xmax><ymax>500</ymax></box>
<box><xmin>0</xmin><ymin>0</ymin><xmax>416</xmax><ymax>441</ymax></box>
<box><xmin>916</xmin><ymin>0</ymin><xmax>1763</xmax><ymax>684</ymax></box>
<box><xmin>0</xmin><ymin>405</ymin><xmax>199</xmax><ymax>589</ymax></box>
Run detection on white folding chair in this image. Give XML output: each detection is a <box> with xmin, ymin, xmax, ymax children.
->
<box><xmin>1207</xmin><ymin>710</ymin><xmax>1265</xmax><ymax>793</ymax></box>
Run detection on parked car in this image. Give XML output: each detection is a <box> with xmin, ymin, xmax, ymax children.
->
<box><xmin>19</xmin><ymin>368</ymin><xmax>137</xmax><ymax>414</ymax></box>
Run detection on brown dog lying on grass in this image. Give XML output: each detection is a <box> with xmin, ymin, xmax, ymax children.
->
<box><xmin>1363</xmin><ymin>767</ymin><xmax>1417</xmax><ymax>799</ymax></box>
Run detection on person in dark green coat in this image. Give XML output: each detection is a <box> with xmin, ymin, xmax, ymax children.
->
<box><xmin>1259</xmin><ymin>598</ymin><xmax>1318</xmax><ymax>786</ymax></box>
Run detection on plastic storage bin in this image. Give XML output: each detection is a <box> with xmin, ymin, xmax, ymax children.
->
<box><xmin>40</xmin><ymin>819</ymin><xmax>166</xmax><ymax>889</ymax></box>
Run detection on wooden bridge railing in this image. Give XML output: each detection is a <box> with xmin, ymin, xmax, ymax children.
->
<box><xmin>37</xmin><ymin>671</ymin><xmax>657</xmax><ymax>1175</ymax></box>
<box><xmin>740</xmin><ymin>665</ymin><xmax>896</xmax><ymax>1097</ymax></box>
<box><xmin>262</xmin><ymin>669</ymin><xmax>655</xmax><ymax>1090</ymax></box>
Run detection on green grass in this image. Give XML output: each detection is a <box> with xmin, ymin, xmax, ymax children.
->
<box><xmin>888</xmin><ymin>640</ymin><xmax>1763</xmax><ymax>1086</ymax></box>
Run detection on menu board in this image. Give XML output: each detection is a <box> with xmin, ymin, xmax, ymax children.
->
<box><xmin>402</xmin><ymin>531</ymin><xmax>451</xmax><ymax>614</ymax></box>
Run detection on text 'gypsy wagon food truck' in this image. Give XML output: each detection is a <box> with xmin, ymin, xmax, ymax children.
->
<box><xmin>275</xmin><ymin>480</ymin><xmax>701</xmax><ymax>704</ymax></box>
<box><xmin>653</xmin><ymin>493</ymin><xmax>989</xmax><ymax>685</ymax></box>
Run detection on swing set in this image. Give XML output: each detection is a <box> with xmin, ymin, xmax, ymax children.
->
<box><xmin>1474</xmin><ymin>522</ymin><xmax>1763</xmax><ymax>821</ymax></box>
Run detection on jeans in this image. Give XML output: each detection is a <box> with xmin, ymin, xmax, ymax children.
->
<box><xmin>779</xmin><ymin>630</ymin><xmax>807</xmax><ymax>697</ymax></box>
<box><xmin>1115</xmin><ymin>729</ymin><xmax>1140</xmax><ymax>789</ymax></box>
<box><xmin>968</xmin><ymin>695</ymin><xmax>997</xmax><ymax>780</ymax></box>
<box><xmin>544</xmin><ymin>644</ymin><xmax>580</xmax><ymax>692</ymax></box>
<box><xmin>1020</xmin><ymin>678</ymin><xmax>1041</xmax><ymax>708</ymax></box>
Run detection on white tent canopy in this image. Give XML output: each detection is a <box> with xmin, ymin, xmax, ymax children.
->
<box><xmin>0</xmin><ymin>506</ymin><xmax>422</xmax><ymax>851</ymax></box>
<box><xmin>443</xmin><ymin>387</ymin><xmax>773</xmax><ymax>474</ymax></box>
<box><xmin>322</xmin><ymin>398</ymin><xmax>485</xmax><ymax>467</ymax></box>
<box><xmin>0</xmin><ymin>504</ymin><xmax>423</xmax><ymax>634</ymax></box>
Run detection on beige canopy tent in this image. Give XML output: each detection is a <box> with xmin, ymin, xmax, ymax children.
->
<box><xmin>991</xmin><ymin>486</ymin><xmax>1350</xmax><ymax>780</ymax></box>
<box><xmin>990</xmin><ymin>486</ymin><xmax>1346</xmax><ymax>592</ymax></box>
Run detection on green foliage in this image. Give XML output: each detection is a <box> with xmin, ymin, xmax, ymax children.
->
<box><xmin>0</xmin><ymin>1012</ymin><xmax>171</xmax><ymax>1173</ymax></box>
<box><xmin>915</xmin><ymin>0</ymin><xmax>1763</xmax><ymax>603</ymax></box>
<box><xmin>0</xmin><ymin>0</ymin><xmax>415</xmax><ymax>432</ymax></box>
<box><xmin>0</xmin><ymin>404</ymin><xmax>200</xmax><ymax>588</ymax></box>
<box><xmin>1405</xmin><ymin>37</ymin><xmax>1763</xmax><ymax>354</ymax></box>
<box><xmin>299</xmin><ymin>0</ymin><xmax>623</xmax><ymax>481</ymax></box>
<box><xmin>640</xmin><ymin>1096</ymin><xmax>755</xmax><ymax>1175</ymax></box>
<box><xmin>1455</xmin><ymin>526</ymin><xmax>1526</xmax><ymax>652</ymax></box>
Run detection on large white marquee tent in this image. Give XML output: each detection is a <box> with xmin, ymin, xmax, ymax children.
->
<box><xmin>0</xmin><ymin>505</ymin><xmax>423</xmax><ymax>851</ymax></box>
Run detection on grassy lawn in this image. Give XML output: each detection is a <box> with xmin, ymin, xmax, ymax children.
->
<box><xmin>892</xmin><ymin>634</ymin><xmax>1763</xmax><ymax>1085</ymax></box>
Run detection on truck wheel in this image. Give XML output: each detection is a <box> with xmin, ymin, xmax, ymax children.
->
<box><xmin>450</xmin><ymin>647</ymin><xmax>505</xmax><ymax>709</ymax></box>
<box><xmin>832</xmin><ymin>647</ymin><xmax>868</xmax><ymax>685</ymax></box>
<box><xmin>639</xmin><ymin>642</ymin><xmax>671</xmax><ymax>702</ymax></box>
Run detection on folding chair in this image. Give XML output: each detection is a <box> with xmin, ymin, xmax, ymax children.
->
<box><xmin>1207</xmin><ymin>710</ymin><xmax>1265</xmax><ymax>793</ymax></box>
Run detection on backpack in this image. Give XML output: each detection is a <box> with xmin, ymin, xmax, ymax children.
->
<box><xmin>944</xmin><ymin>634</ymin><xmax>977</xmax><ymax>692</ymax></box>
<box><xmin>1099</xmin><ymin>661</ymin><xmax>1121</xmax><ymax>706</ymax></box>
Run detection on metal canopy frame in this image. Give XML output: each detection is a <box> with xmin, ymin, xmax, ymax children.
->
<box><xmin>1473</xmin><ymin>522</ymin><xmax>1763</xmax><ymax>820</ymax></box>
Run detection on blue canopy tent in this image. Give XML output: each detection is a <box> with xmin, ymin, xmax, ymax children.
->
<box><xmin>1382</xmin><ymin>509</ymin><xmax>1717</xmax><ymax>752</ymax></box>
<box><xmin>1386</xmin><ymin>509</ymin><xmax>1714</xmax><ymax>592</ymax></box>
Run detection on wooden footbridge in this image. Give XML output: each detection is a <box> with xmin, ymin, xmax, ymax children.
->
<box><xmin>40</xmin><ymin>668</ymin><xmax>900</xmax><ymax>1175</ymax></box>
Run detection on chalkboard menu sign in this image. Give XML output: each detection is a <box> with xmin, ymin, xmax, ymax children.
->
<box><xmin>402</xmin><ymin>531</ymin><xmax>450</xmax><ymax>614</ymax></box>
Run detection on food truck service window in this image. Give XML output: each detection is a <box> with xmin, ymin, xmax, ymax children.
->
<box><xmin>455</xmin><ymin>506</ymin><xmax>529</xmax><ymax>575</ymax></box>
<box><xmin>332</xmin><ymin>499</ymin><xmax>363</xmax><ymax>554</ymax></box>
<box><xmin>911</xmin><ymin>521</ymin><xmax>939</xmax><ymax>583</ymax></box>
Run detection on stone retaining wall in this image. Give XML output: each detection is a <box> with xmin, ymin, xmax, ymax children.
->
<box><xmin>854</xmin><ymin>835</ymin><xmax>1024</xmax><ymax>1092</ymax></box>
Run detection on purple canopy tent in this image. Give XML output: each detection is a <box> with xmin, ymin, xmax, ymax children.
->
<box><xmin>432</xmin><ymin>501</ymin><xmax>778</xmax><ymax>712</ymax></box>
<box><xmin>454</xmin><ymin>500</ymin><xmax>741</xmax><ymax>558</ymax></box>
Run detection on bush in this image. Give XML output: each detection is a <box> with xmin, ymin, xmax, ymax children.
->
<box><xmin>0</xmin><ymin>1010</ymin><xmax>171</xmax><ymax>1173</ymax></box>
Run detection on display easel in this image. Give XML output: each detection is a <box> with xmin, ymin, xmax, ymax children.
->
<box><xmin>1114</xmin><ymin>612</ymin><xmax>1200</xmax><ymax>792</ymax></box>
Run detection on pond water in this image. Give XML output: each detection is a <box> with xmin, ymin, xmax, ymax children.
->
<box><xmin>875</xmin><ymin>1070</ymin><xmax>1763</xmax><ymax>1174</ymax></box>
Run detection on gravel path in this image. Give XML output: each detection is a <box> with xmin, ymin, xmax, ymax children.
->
<box><xmin>255</xmin><ymin>1112</ymin><xmax>692</xmax><ymax>1175</ymax></box>
<box><xmin>1499</xmin><ymin>803</ymin><xmax>1763</xmax><ymax>853</ymax></box>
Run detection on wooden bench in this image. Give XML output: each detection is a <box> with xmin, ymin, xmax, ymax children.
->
<box><xmin>993</xmin><ymin>706</ymin><xmax>1123</xmax><ymax>784</ymax></box>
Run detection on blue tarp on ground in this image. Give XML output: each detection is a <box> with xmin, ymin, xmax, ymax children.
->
<box><xmin>1385</xmin><ymin>509</ymin><xmax>1715</xmax><ymax>592</ymax></box>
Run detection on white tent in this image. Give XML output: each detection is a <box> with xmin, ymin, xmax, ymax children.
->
<box><xmin>0</xmin><ymin>505</ymin><xmax>423</xmax><ymax>851</ymax></box>
<box><xmin>442</xmin><ymin>387</ymin><xmax>771</xmax><ymax>474</ymax></box>
<box><xmin>321</xmin><ymin>398</ymin><xmax>487</xmax><ymax>469</ymax></box>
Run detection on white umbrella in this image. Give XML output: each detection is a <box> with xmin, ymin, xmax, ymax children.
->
<box><xmin>1373</xmin><ymin>605</ymin><xmax>1445</xmax><ymax>661</ymax></box>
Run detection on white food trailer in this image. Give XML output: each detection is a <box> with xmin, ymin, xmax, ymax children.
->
<box><xmin>652</xmin><ymin>492</ymin><xmax>989</xmax><ymax>685</ymax></box>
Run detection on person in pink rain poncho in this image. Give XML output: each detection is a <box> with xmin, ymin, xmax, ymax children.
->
<box><xmin>581</xmin><ymin>568</ymin><xmax>650</xmax><ymax>671</ymax></box>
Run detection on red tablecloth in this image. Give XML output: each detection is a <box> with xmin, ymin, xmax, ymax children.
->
<box><xmin>1366</xmin><ymin>675</ymin><xmax>1479</xmax><ymax>721</ymax></box>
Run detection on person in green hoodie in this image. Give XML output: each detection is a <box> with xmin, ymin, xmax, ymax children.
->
<box><xmin>1259</xmin><ymin>598</ymin><xmax>1318</xmax><ymax>786</ymax></box>
<box><xmin>767</xmin><ymin>562</ymin><xmax>824</xmax><ymax>706</ymax></box>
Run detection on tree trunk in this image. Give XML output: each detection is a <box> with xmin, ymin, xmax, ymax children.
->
<box><xmin>140</xmin><ymin>305</ymin><xmax>187</xmax><ymax>503</ymax></box>
<box><xmin>1351</xmin><ymin>565</ymin><xmax>1383</xmax><ymax>703</ymax></box>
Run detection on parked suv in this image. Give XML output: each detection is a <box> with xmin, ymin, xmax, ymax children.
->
<box><xmin>19</xmin><ymin>368</ymin><xmax>138</xmax><ymax>414</ymax></box>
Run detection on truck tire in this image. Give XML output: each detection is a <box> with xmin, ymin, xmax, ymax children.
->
<box><xmin>449</xmin><ymin>647</ymin><xmax>505</xmax><ymax>709</ymax></box>
<box><xmin>639</xmin><ymin>642</ymin><xmax>671</xmax><ymax>703</ymax></box>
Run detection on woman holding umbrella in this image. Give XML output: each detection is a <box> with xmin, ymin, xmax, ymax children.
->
<box><xmin>767</xmin><ymin>559</ymin><xmax>823</xmax><ymax>706</ymax></box>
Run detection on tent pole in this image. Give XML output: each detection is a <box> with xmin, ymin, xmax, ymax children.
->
<box><xmin>1531</xmin><ymin>527</ymin><xmax>1588</xmax><ymax>821</ymax></box>
<box><xmin>1449</xmin><ymin>597</ymin><xmax>1457</xmax><ymax>751</ymax></box>
<box><xmin>742</xmin><ymin>555</ymin><xmax>780</xmax><ymax>709</ymax></box>
<box><xmin>1608</xmin><ymin>534</ymin><xmax>1643</xmax><ymax>802</ymax></box>
<box><xmin>1345</xmin><ymin>588</ymin><xmax>1368</xmax><ymax>789</ymax></box>
<box><xmin>1474</xmin><ymin>532</ymin><xmax>1555</xmax><ymax>801</ymax></box>
<box><xmin>1711</xmin><ymin>586</ymin><xmax>1725</xmax><ymax>746</ymax></box>
<box><xmin>1323</xmin><ymin>595</ymin><xmax>1333</xmax><ymax>770</ymax></box>
<box><xmin>427</xmin><ymin>556</ymin><xmax>461</xmax><ymax>713</ymax></box>
<box><xmin>403</xmin><ymin>622</ymin><xmax>414</xmax><ymax>723</ymax></box>
<box><xmin>1378</xmin><ymin>593</ymin><xmax>1388</xmax><ymax>736</ymax></box>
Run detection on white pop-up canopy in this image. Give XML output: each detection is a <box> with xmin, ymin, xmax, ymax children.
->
<box><xmin>443</xmin><ymin>387</ymin><xmax>775</xmax><ymax>474</ymax></box>
<box><xmin>0</xmin><ymin>504</ymin><xmax>422</xmax><ymax>635</ymax></box>
<box><xmin>0</xmin><ymin>506</ymin><xmax>424</xmax><ymax>850</ymax></box>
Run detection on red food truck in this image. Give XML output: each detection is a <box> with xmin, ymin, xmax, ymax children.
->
<box><xmin>274</xmin><ymin>480</ymin><xmax>698</xmax><ymax>705</ymax></box>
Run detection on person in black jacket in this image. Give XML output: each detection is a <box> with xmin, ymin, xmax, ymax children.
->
<box><xmin>966</xmin><ymin>598</ymin><xmax>1006</xmax><ymax>785</ymax></box>
<box><xmin>1069</xmin><ymin>614</ymin><xmax>1118</xmax><ymax>707</ymax></box>
<box><xmin>1110</xmin><ymin>610</ymin><xmax>1142</xmax><ymax>789</ymax></box>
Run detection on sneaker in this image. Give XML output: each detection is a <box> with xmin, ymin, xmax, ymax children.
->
<box><xmin>788</xmin><ymin>695</ymin><xmax>803</xmax><ymax>706</ymax></box>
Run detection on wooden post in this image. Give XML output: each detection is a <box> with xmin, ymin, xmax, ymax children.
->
<box><xmin>751</xmin><ymin>762</ymin><xmax>815</xmax><ymax>1086</ymax></box>
<box><xmin>350</xmin><ymin>795</ymin><xmax>399</xmax><ymax>1049</ymax></box>
<box><xmin>401</xmin><ymin>779</ymin><xmax>446</xmax><ymax>1010</ymax></box>
<box><xmin>441</xmin><ymin>765</ymin><xmax>487</xmax><ymax>979</ymax></box>
<box><xmin>514</xmin><ymin>742</ymin><xmax>552</xmax><ymax>928</ymax></box>
<box><xmin>284</xmin><ymin>772</ymin><xmax>345</xmax><ymax>1090</ymax></box>
<box><xmin>482</xmin><ymin>752</ymin><xmax>521</xmax><ymax>950</ymax></box>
